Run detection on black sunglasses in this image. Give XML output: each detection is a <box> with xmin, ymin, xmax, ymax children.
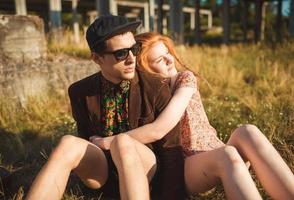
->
<box><xmin>103</xmin><ymin>42</ymin><xmax>142</xmax><ymax>61</ymax></box>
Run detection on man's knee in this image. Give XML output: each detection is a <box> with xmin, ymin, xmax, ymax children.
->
<box><xmin>110</xmin><ymin>134</ymin><xmax>139</xmax><ymax>166</ymax></box>
<box><xmin>110</xmin><ymin>134</ymin><xmax>136</xmax><ymax>155</ymax></box>
<box><xmin>50</xmin><ymin>135</ymin><xmax>84</xmax><ymax>168</ymax></box>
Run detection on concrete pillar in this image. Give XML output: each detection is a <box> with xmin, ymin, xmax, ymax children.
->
<box><xmin>49</xmin><ymin>0</ymin><xmax>62</xmax><ymax>29</ymax></box>
<box><xmin>289</xmin><ymin>0</ymin><xmax>294</xmax><ymax>36</ymax></box>
<box><xmin>261</xmin><ymin>2</ymin><xmax>267</xmax><ymax>41</ymax></box>
<box><xmin>96</xmin><ymin>0</ymin><xmax>116</xmax><ymax>16</ymax></box>
<box><xmin>222</xmin><ymin>0</ymin><xmax>230</xmax><ymax>44</ymax></box>
<box><xmin>96</xmin><ymin>0</ymin><xmax>109</xmax><ymax>16</ymax></box>
<box><xmin>110</xmin><ymin>0</ymin><xmax>118</xmax><ymax>15</ymax></box>
<box><xmin>194</xmin><ymin>0</ymin><xmax>201</xmax><ymax>44</ymax></box>
<box><xmin>254</xmin><ymin>0</ymin><xmax>262</xmax><ymax>43</ymax></box>
<box><xmin>190</xmin><ymin>12</ymin><xmax>195</xmax><ymax>30</ymax></box>
<box><xmin>169</xmin><ymin>0</ymin><xmax>184</xmax><ymax>44</ymax></box>
<box><xmin>15</xmin><ymin>0</ymin><xmax>27</xmax><ymax>15</ymax></box>
<box><xmin>72</xmin><ymin>0</ymin><xmax>80</xmax><ymax>43</ymax></box>
<box><xmin>208</xmin><ymin>12</ymin><xmax>213</xmax><ymax>29</ymax></box>
<box><xmin>276</xmin><ymin>0</ymin><xmax>282</xmax><ymax>42</ymax></box>
<box><xmin>144</xmin><ymin>2</ymin><xmax>150</xmax><ymax>32</ymax></box>
<box><xmin>157</xmin><ymin>0</ymin><xmax>164</xmax><ymax>34</ymax></box>
<box><xmin>163</xmin><ymin>16</ymin><xmax>168</xmax><ymax>35</ymax></box>
<box><xmin>149</xmin><ymin>0</ymin><xmax>155</xmax><ymax>31</ymax></box>
<box><xmin>242</xmin><ymin>0</ymin><xmax>249</xmax><ymax>42</ymax></box>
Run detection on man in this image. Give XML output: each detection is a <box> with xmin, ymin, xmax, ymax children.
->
<box><xmin>26</xmin><ymin>15</ymin><xmax>184</xmax><ymax>200</ymax></box>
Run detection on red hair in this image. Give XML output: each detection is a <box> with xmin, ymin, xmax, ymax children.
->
<box><xmin>135</xmin><ymin>32</ymin><xmax>186</xmax><ymax>74</ymax></box>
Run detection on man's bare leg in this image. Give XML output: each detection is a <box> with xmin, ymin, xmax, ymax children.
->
<box><xmin>26</xmin><ymin>135</ymin><xmax>108</xmax><ymax>200</ymax></box>
<box><xmin>110</xmin><ymin>134</ymin><xmax>157</xmax><ymax>200</ymax></box>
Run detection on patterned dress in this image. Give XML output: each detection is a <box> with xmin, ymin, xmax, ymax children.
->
<box><xmin>173</xmin><ymin>71</ymin><xmax>224</xmax><ymax>156</ymax></box>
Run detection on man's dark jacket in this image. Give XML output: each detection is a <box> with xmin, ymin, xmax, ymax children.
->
<box><xmin>68</xmin><ymin>69</ymin><xmax>185</xmax><ymax>200</ymax></box>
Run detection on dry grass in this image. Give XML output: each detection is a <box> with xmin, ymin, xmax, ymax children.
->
<box><xmin>177</xmin><ymin>42</ymin><xmax>294</xmax><ymax>199</ymax></box>
<box><xmin>1</xmin><ymin>39</ymin><xmax>294</xmax><ymax>199</ymax></box>
<box><xmin>48</xmin><ymin>29</ymin><xmax>91</xmax><ymax>59</ymax></box>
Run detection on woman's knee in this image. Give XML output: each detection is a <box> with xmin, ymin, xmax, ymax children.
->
<box><xmin>217</xmin><ymin>146</ymin><xmax>245</xmax><ymax>173</ymax></box>
<box><xmin>230</xmin><ymin>124</ymin><xmax>266</xmax><ymax>146</ymax></box>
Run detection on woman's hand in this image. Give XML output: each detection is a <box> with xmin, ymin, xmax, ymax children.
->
<box><xmin>89</xmin><ymin>135</ymin><xmax>114</xmax><ymax>150</ymax></box>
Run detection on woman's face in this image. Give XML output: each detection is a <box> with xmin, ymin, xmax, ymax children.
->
<box><xmin>147</xmin><ymin>41</ymin><xmax>177</xmax><ymax>77</ymax></box>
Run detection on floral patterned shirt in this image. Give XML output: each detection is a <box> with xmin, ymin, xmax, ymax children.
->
<box><xmin>173</xmin><ymin>71</ymin><xmax>224</xmax><ymax>156</ymax></box>
<box><xmin>100</xmin><ymin>76</ymin><xmax>130</xmax><ymax>136</ymax></box>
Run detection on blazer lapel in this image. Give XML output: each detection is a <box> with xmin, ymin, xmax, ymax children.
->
<box><xmin>86</xmin><ymin>95</ymin><xmax>100</xmax><ymax>120</ymax></box>
<box><xmin>129</xmin><ymin>71</ymin><xmax>141</xmax><ymax>129</ymax></box>
<box><xmin>86</xmin><ymin>73</ymin><xmax>102</xmax><ymax>130</ymax></box>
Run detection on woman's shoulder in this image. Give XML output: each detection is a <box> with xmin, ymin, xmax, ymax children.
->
<box><xmin>175</xmin><ymin>70</ymin><xmax>197</xmax><ymax>89</ymax></box>
<box><xmin>137</xmin><ymin>68</ymin><xmax>169</xmax><ymax>84</ymax></box>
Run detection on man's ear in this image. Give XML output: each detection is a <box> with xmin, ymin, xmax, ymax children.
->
<box><xmin>91</xmin><ymin>52</ymin><xmax>103</xmax><ymax>65</ymax></box>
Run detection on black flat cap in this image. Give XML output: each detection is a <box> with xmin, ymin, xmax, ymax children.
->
<box><xmin>86</xmin><ymin>15</ymin><xmax>141</xmax><ymax>52</ymax></box>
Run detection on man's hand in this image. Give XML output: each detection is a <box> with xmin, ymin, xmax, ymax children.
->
<box><xmin>89</xmin><ymin>135</ymin><xmax>102</xmax><ymax>148</ymax></box>
<box><xmin>89</xmin><ymin>135</ymin><xmax>114</xmax><ymax>150</ymax></box>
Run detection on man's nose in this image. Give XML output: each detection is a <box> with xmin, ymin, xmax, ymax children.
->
<box><xmin>125</xmin><ymin>50</ymin><xmax>135</xmax><ymax>63</ymax></box>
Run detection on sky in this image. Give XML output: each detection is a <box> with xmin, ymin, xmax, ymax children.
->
<box><xmin>201</xmin><ymin>0</ymin><xmax>291</xmax><ymax>16</ymax></box>
<box><xmin>282</xmin><ymin>0</ymin><xmax>291</xmax><ymax>16</ymax></box>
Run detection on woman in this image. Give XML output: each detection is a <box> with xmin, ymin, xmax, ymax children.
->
<box><xmin>92</xmin><ymin>32</ymin><xmax>294</xmax><ymax>199</ymax></box>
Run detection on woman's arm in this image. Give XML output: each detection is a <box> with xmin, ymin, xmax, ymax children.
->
<box><xmin>93</xmin><ymin>86</ymin><xmax>195</xmax><ymax>150</ymax></box>
<box><xmin>132</xmin><ymin>86</ymin><xmax>195</xmax><ymax>141</ymax></box>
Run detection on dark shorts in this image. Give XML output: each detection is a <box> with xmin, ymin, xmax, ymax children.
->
<box><xmin>99</xmin><ymin>150</ymin><xmax>160</xmax><ymax>199</ymax></box>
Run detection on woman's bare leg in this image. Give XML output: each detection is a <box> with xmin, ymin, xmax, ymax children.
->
<box><xmin>26</xmin><ymin>135</ymin><xmax>108</xmax><ymax>200</ymax></box>
<box><xmin>228</xmin><ymin>124</ymin><xmax>294</xmax><ymax>199</ymax></box>
<box><xmin>185</xmin><ymin>146</ymin><xmax>262</xmax><ymax>200</ymax></box>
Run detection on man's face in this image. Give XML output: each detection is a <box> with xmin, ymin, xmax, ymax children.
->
<box><xmin>93</xmin><ymin>32</ymin><xmax>137</xmax><ymax>84</ymax></box>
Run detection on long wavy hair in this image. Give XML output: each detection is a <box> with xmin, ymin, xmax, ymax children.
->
<box><xmin>135</xmin><ymin>33</ymin><xmax>210</xmax><ymax>91</ymax></box>
<box><xmin>135</xmin><ymin>32</ymin><xmax>188</xmax><ymax>74</ymax></box>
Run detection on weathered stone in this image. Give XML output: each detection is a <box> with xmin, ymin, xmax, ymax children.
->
<box><xmin>0</xmin><ymin>15</ymin><xmax>100</xmax><ymax>104</ymax></box>
<box><xmin>0</xmin><ymin>54</ymin><xmax>98</xmax><ymax>104</ymax></box>
<box><xmin>0</xmin><ymin>15</ymin><xmax>47</xmax><ymax>62</ymax></box>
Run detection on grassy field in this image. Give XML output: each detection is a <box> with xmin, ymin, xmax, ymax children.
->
<box><xmin>0</xmin><ymin>40</ymin><xmax>293</xmax><ymax>199</ymax></box>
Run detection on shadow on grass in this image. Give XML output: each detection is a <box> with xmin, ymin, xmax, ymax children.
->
<box><xmin>0</xmin><ymin>127</ymin><xmax>52</xmax><ymax>199</ymax></box>
<box><xmin>0</xmin><ymin>128</ymin><xmax>109</xmax><ymax>200</ymax></box>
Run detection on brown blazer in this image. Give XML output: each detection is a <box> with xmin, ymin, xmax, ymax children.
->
<box><xmin>68</xmin><ymin>69</ymin><xmax>185</xmax><ymax>199</ymax></box>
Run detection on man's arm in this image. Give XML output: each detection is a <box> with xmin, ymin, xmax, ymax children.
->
<box><xmin>68</xmin><ymin>74</ymin><xmax>98</xmax><ymax>140</ymax></box>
